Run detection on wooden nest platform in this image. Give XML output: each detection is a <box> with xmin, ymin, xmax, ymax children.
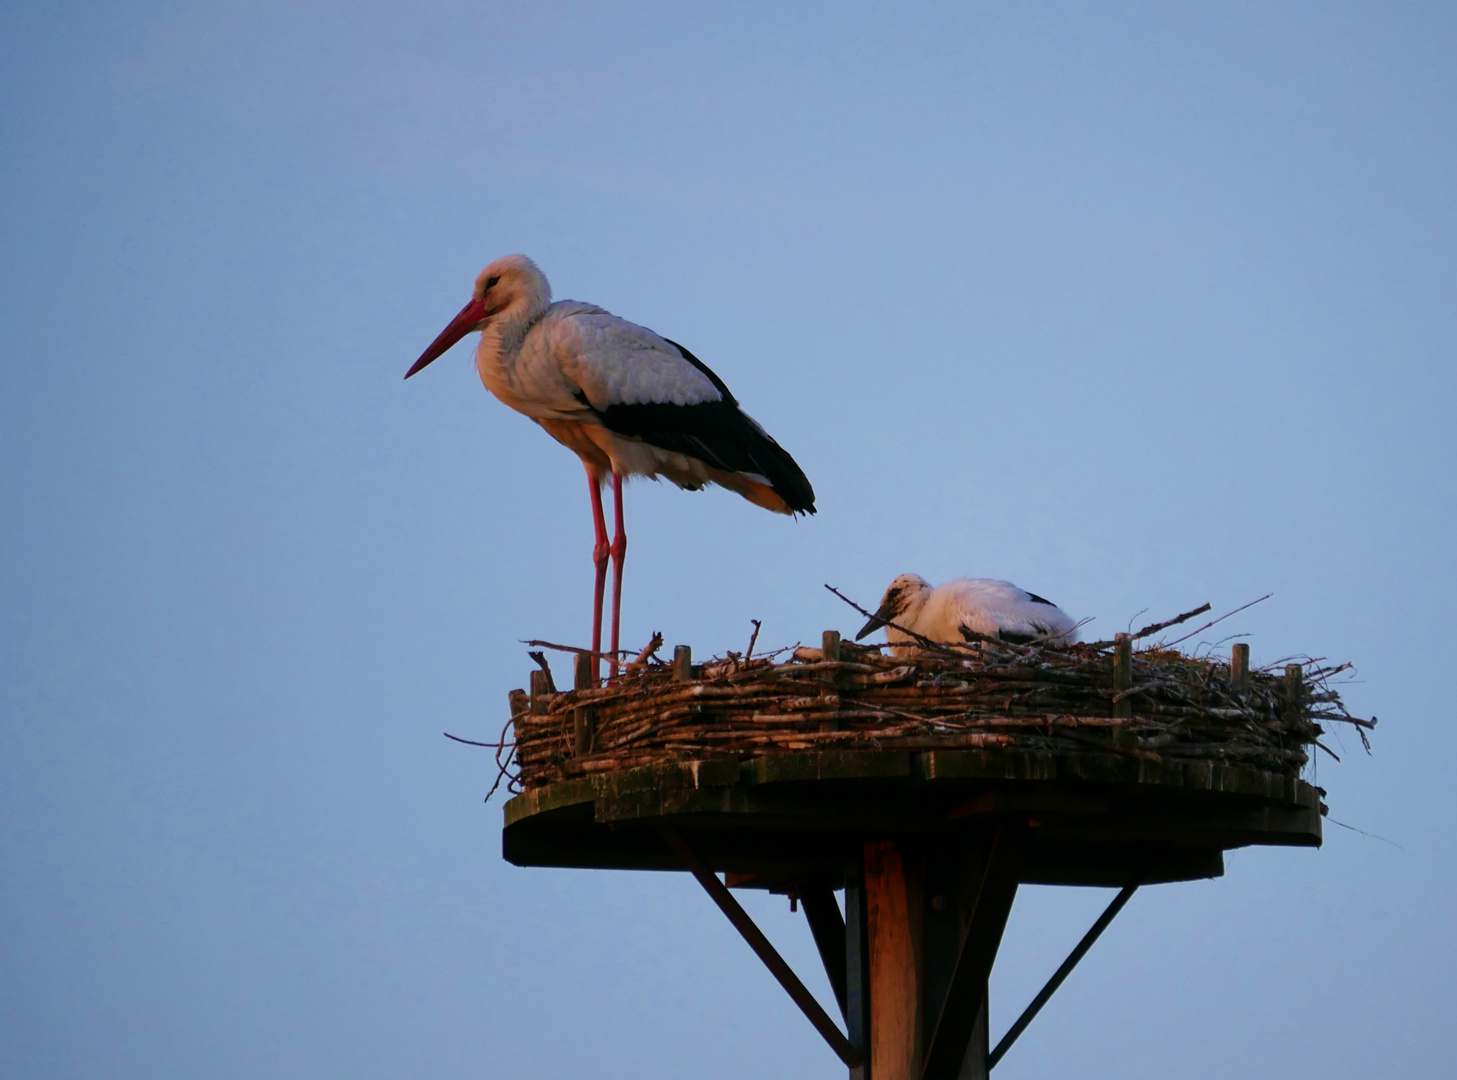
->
<box><xmin>499</xmin><ymin>626</ymin><xmax>1371</xmax><ymax>889</ymax></box>
<box><xmin>493</xmin><ymin>622</ymin><xmax>1373</xmax><ymax>1077</ymax></box>
<box><xmin>513</xmin><ymin>637</ymin><xmax>1354</xmax><ymax>787</ymax></box>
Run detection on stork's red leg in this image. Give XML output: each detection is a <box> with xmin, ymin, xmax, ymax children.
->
<box><xmin>609</xmin><ymin>473</ymin><xmax>627</xmax><ymax>680</ymax></box>
<box><xmin>587</xmin><ymin>469</ymin><xmax>610</xmax><ymax>687</ymax></box>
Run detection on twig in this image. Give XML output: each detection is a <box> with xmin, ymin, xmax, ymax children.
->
<box><xmin>1160</xmin><ymin>594</ymin><xmax>1273</xmax><ymax>648</ymax></box>
<box><xmin>1131</xmin><ymin>603</ymin><xmax>1212</xmax><ymax>641</ymax></box>
<box><xmin>443</xmin><ymin>732</ymin><xmax>509</xmax><ymax>748</ymax></box>
<box><xmin>629</xmin><ymin>632</ymin><xmax>664</xmax><ymax>669</ymax></box>
<box><xmin>527</xmin><ymin>651</ymin><xmax>557</xmax><ymax>692</ymax></box>
<box><xmin>523</xmin><ymin>639</ymin><xmax>628</xmax><ymax>660</ymax></box>
<box><xmin>486</xmin><ymin>712</ymin><xmax>518</xmax><ymax>803</ymax></box>
<box><xmin>1326</xmin><ymin>817</ymin><xmax>1403</xmax><ymax>849</ymax></box>
<box><xmin>444</xmin><ymin>721</ymin><xmax>521</xmax><ymax>805</ymax></box>
<box><xmin>746</xmin><ymin>619</ymin><xmax>762</xmax><ymax>661</ymax></box>
<box><xmin>823</xmin><ymin>583</ymin><xmax>960</xmax><ymax>656</ymax></box>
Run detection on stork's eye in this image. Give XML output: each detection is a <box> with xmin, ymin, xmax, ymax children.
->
<box><xmin>485</xmin><ymin>275</ymin><xmax>501</xmax><ymax>290</ymax></box>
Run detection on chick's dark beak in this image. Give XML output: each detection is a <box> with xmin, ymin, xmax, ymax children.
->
<box><xmin>856</xmin><ymin>607</ymin><xmax>891</xmax><ymax>641</ymax></box>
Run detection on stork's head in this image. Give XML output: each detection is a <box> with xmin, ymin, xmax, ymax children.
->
<box><xmin>855</xmin><ymin>574</ymin><xmax>933</xmax><ymax>640</ymax></box>
<box><xmin>405</xmin><ymin>254</ymin><xmax>552</xmax><ymax>378</ymax></box>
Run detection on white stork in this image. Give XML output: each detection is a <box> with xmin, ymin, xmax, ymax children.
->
<box><xmin>406</xmin><ymin>255</ymin><xmax>816</xmax><ymax>681</ymax></box>
<box><xmin>856</xmin><ymin>575</ymin><xmax>1078</xmax><ymax>656</ymax></box>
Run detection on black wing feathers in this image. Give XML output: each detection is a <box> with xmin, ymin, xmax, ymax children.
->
<box><xmin>593</xmin><ymin>341</ymin><xmax>816</xmax><ymax>514</ymax></box>
<box><xmin>662</xmin><ymin>339</ymin><xmax>737</xmax><ymax>404</ymax></box>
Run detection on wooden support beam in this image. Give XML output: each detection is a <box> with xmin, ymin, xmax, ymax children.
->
<box><xmin>987</xmin><ymin>877</ymin><xmax>1141</xmax><ymax>1070</ymax></box>
<box><xmin>661</xmin><ymin>828</ymin><xmax>863</xmax><ymax>1070</ymax></box>
<box><xmin>921</xmin><ymin>827</ymin><xmax>1020</xmax><ymax>1080</ymax></box>
<box><xmin>845</xmin><ymin>860</ymin><xmax>871</xmax><ymax>1080</ymax></box>
<box><xmin>801</xmin><ymin>887</ymin><xmax>849</xmax><ymax>1021</ymax></box>
<box><xmin>866</xmin><ymin>841</ymin><xmax>922</xmax><ymax>1080</ymax></box>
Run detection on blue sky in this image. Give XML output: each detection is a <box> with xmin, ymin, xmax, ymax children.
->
<box><xmin>2</xmin><ymin>2</ymin><xmax>1454</xmax><ymax>1077</ymax></box>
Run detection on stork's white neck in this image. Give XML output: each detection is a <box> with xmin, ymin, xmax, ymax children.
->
<box><xmin>884</xmin><ymin>584</ymin><xmax>932</xmax><ymax>647</ymax></box>
<box><xmin>474</xmin><ymin>299</ymin><xmax>551</xmax><ymax>406</ymax></box>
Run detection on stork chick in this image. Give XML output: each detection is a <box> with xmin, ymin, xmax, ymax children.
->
<box><xmin>856</xmin><ymin>575</ymin><xmax>1077</xmax><ymax>656</ymax></box>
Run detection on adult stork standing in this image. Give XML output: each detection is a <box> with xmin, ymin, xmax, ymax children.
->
<box><xmin>406</xmin><ymin>255</ymin><xmax>816</xmax><ymax>681</ymax></box>
<box><xmin>856</xmin><ymin>574</ymin><xmax>1078</xmax><ymax>656</ymax></box>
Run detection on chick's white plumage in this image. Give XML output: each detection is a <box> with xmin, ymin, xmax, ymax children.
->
<box><xmin>857</xmin><ymin>574</ymin><xmax>1077</xmax><ymax>656</ymax></box>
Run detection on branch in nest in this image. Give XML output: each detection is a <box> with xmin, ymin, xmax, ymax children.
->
<box><xmin>527</xmin><ymin>651</ymin><xmax>557</xmax><ymax>692</ymax></box>
<box><xmin>823</xmin><ymin>584</ymin><xmax>966</xmax><ymax>658</ymax></box>
<box><xmin>1131</xmin><ymin>603</ymin><xmax>1212</xmax><ymax>641</ymax></box>
<box><xmin>523</xmin><ymin>639</ymin><xmax>629</xmax><ymax>660</ymax></box>
<box><xmin>1160</xmin><ymin>594</ymin><xmax>1273</xmax><ymax>648</ymax></box>
<box><xmin>444</xmin><ymin>732</ymin><xmax>510</xmax><ymax>748</ymax></box>
<box><xmin>629</xmin><ymin>632</ymin><xmax>664</xmax><ymax>669</ymax></box>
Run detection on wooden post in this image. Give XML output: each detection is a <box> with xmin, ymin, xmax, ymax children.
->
<box><xmin>673</xmin><ymin>644</ymin><xmax>693</xmax><ymax>681</ymax></box>
<box><xmin>1231</xmin><ymin>643</ymin><xmax>1251</xmax><ymax>693</ymax></box>
<box><xmin>529</xmin><ymin>670</ymin><xmax>551</xmax><ymax>714</ymax></box>
<box><xmin>1112</xmin><ymin>633</ymin><xmax>1133</xmax><ymax>719</ymax></box>
<box><xmin>1284</xmin><ymin>663</ymin><xmax>1305</xmax><ymax>721</ymax></box>
<box><xmin>573</xmin><ymin>710</ymin><xmax>594</xmax><ymax>756</ymax></box>
<box><xmin>864</xmin><ymin>841</ymin><xmax>921</xmax><ymax>1080</ymax></box>
<box><xmin>573</xmin><ymin>652</ymin><xmax>595</xmax><ymax>755</ymax></box>
<box><xmin>823</xmin><ymin>630</ymin><xmax>842</xmax><ymax>662</ymax></box>
<box><xmin>1111</xmin><ymin>633</ymin><xmax>1133</xmax><ymax>748</ymax></box>
<box><xmin>821</xmin><ymin>630</ymin><xmax>843</xmax><ymax>732</ymax></box>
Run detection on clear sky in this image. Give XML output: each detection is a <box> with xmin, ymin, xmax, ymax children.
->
<box><xmin>2</xmin><ymin>2</ymin><xmax>1453</xmax><ymax>1077</ymax></box>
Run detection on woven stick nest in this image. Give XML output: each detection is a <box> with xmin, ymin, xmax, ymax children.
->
<box><xmin>499</xmin><ymin>607</ymin><xmax>1373</xmax><ymax>796</ymax></box>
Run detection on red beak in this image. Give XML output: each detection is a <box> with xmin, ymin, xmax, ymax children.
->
<box><xmin>404</xmin><ymin>297</ymin><xmax>489</xmax><ymax>379</ymax></box>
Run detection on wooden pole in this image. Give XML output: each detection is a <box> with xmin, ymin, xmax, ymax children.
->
<box><xmin>865</xmin><ymin>841</ymin><xmax>921</xmax><ymax>1080</ymax></box>
<box><xmin>1284</xmin><ymin>664</ymin><xmax>1305</xmax><ymax>722</ymax></box>
<box><xmin>1231</xmin><ymin>642</ymin><xmax>1251</xmax><ymax>693</ymax></box>
<box><xmin>1112</xmin><ymin>633</ymin><xmax>1133</xmax><ymax>720</ymax></box>
<box><xmin>822</xmin><ymin>630</ymin><xmax>843</xmax><ymax>732</ymax></box>
<box><xmin>673</xmin><ymin>644</ymin><xmax>693</xmax><ymax>681</ymax></box>
<box><xmin>573</xmin><ymin>652</ymin><xmax>595</xmax><ymax>755</ymax></box>
<box><xmin>529</xmin><ymin>670</ymin><xmax>551</xmax><ymax>713</ymax></box>
<box><xmin>823</xmin><ymin>630</ymin><xmax>842</xmax><ymax>662</ymax></box>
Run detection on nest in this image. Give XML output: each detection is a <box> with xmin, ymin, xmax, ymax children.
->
<box><xmin>500</xmin><ymin>622</ymin><xmax>1373</xmax><ymax>796</ymax></box>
